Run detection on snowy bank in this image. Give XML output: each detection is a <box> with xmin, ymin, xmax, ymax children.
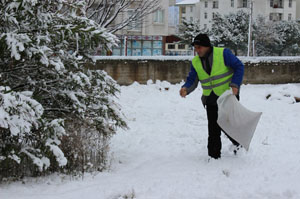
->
<box><xmin>1</xmin><ymin>82</ymin><xmax>300</xmax><ymax>199</ymax></box>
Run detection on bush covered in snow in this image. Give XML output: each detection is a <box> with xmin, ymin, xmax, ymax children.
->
<box><xmin>0</xmin><ymin>0</ymin><xmax>126</xmax><ymax>180</ymax></box>
<box><xmin>254</xmin><ymin>17</ymin><xmax>300</xmax><ymax>56</ymax></box>
<box><xmin>178</xmin><ymin>19</ymin><xmax>207</xmax><ymax>46</ymax></box>
<box><xmin>210</xmin><ymin>10</ymin><xmax>250</xmax><ymax>56</ymax></box>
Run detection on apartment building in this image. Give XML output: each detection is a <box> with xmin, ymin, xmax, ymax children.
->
<box><xmin>170</xmin><ymin>0</ymin><xmax>200</xmax><ymax>55</ymax></box>
<box><xmin>257</xmin><ymin>0</ymin><xmax>296</xmax><ymax>21</ymax></box>
<box><xmin>203</xmin><ymin>0</ymin><xmax>297</xmax><ymax>28</ymax></box>
<box><xmin>176</xmin><ymin>0</ymin><xmax>201</xmax><ymax>24</ymax></box>
<box><xmin>111</xmin><ymin>0</ymin><xmax>178</xmax><ymax>56</ymax></box>
<box><xmin>177</xmin><ymin>0</ymin><xmax>298</xmax><ymax>30</ymax></box>
<box><xmin>107</xmin><ymin>0</ymin><xmax>298</xmax><ymax>56</ymax></box>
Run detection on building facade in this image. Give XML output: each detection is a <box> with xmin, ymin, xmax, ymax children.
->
<box><xmin>110</xmin><ymin>0</ymin><xmax>178</xmax><ymax>56</ymax></box>
<box><xmin>164</xmin><ymin>35</ymin><xmax>194</xmax><ymax>55</ymax></box>
<box><xmin>177</xmin><ymin>0</ymin><xmax>298</xmax><ymax>30</ymax></box>
<box><xmin>175</xmin><ymin>0</ymin><xmax>201</xmax><ymax>24</ymax></box>
<box><xmin>103</xmin><ymin>0</ymin><xmax>299</xmax><ymax>56</ymax></box>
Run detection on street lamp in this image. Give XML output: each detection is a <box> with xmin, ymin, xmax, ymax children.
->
<box><xmin>247</xmin><ymin>0</ymin><xmax>253</xmax><ymax>57</ymax></box>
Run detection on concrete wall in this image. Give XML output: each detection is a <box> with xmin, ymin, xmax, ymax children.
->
<box><xmin>86</xmin><ymin>57</ymin><xmax>300</xmax><ymax>85</ymax></box>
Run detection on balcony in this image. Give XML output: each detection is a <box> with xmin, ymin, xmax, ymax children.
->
<box><xmin>270</xmin><ymin>0</ymin><xmax>284</xmax><ymax>9</ymax></box>
<box><xmin>272</xmin><ymin>4</ymin><xmax>283</xmax><ymax>8</ymax></box>
<box><xmin>270</xmin><ymin>4</ymin><xmax>284</xmax><ymax>14</ymax></box>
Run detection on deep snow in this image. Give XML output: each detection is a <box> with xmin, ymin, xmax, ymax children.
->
<box><xmin>1</xmin><ymin>81</ymin><xmax>300</xmax><ymax>199</ymax></box>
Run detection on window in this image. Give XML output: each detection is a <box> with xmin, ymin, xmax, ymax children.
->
<box><xmin>204</xmin><ymin>12</ymin><xmax>208</xmax><ymax>19</ymax></box>
<box><xmin>231</xmin><ymin>0</ymin><xmax>234</xmax><ymax>7</ymax></box>
<box><xmin>190</xmin><ymin>6</ymin><xmax>193</xmax><ymax>12</ymax></box>
<box><xmin>288</xmin><ymin>13</ymin><xmax>292</xmax><ymax>20</ymax></box>
<box><xmin>289</xmin><ymin>0</ymin><xmax>292</xmax><ymax>7</ymax></box>
<box><xmin>168</xmin><ymin>44</ymin><xmax>175</xmax><ymax>49</ymax></box>
<box><xmin>279</xmin><ymin>0</ymin><xmax>283</xmax><ymax>8</ymax></box>
<box><xmin>212</xmin><ymin>12</ymin><xmax>216</xmax><ymax>19</ymax></box>
<box><xmin>204</xmin><ymin>24</ymin><xmax>207</xmax><ymax>29</ymax></box>
<box><xmin>270</xmin><ymin>0</ymin><xmax>273</xmax><ymax>7</ymax></box>
<box><xmin>178</xmin><ymin>44</ymin><xmax>186</xmax><ymax>50</ymax></box>
<box><xmin>154</xmin><ymin>10</ymin><xmax>164</xmax><ymax>23</ymax></box>
<box><xmin>131</xmin><ymin>40</ymin><xmax>142</xmax><ymax>56</ymax></box>
<box><xmin>242</xmin><ymin>0</ymin><xmax>248</xmax><ymax>8</ymax></box>
<box><xmin>127</xmin><ymin>10</ymin><xmax>142</xmax><ymax>30</ymax></box>
<box><xmin>205</xmin><ymin>1</ymin><xmax>208</xmax><ymax>8</ymax></box>
<box><xmin>182</xmin><ymin>17</ymin><xmax>186</xmax><ymax>22</ymax></box>
<box><xmin>190</xmin><ymin>17</ymin><xmax>193</xmax><ymax>21</ymax></box>
<box><xmin>181</xmin><ymin>6</ymin><xmax>186</xmax><ymax>14</ymax></box>
<box><xmin>213</xmin><ymin>1</ymin><xmax>219</xmax><ymax>8</ymax></box>
<box><xmin>153</xmin><ymin>40</ymin><xmax>162</xmax><ymax>55</ymax></box>
<box><xmin>270</xmin><ymin>13</ymin><xmax>283</xmax><ymax>21</ymax></box>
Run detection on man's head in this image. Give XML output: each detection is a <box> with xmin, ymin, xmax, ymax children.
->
<box><xmin>191</xmin><ymin>34</ymin><xmax>212</xmax><ymax>57</ymax></box>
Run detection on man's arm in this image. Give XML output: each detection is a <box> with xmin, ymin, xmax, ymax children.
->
<box><xmin>223</xmin><ymin>48</ymin><xmax>244</xmax><ymax>94</ymax></box>
<box><xmin>180</xmin><ymin>63</ymin><xmax>199</xmax><ymax>97</ymax></box>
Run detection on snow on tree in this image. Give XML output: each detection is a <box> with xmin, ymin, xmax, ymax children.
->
<box><xmin>210</xmin><ymin>10</ymin><xmax>249</xmax><ymax>55</ymax></box>
<box><xmin>82</xmin><ymin>0</ymin><xmax>160</xmax><ymax>33</ymax></box>
<box><xmin>252</xmin><ymin>16</ymin><xmax>273</xmax><ymax>56</ymax></box>
<box><xmin>271</xmin><ymin>20</ymin><xmax>300</xmax><ymax>56</ymax></box>
<box><xmin>254</xmin><ymin>17</ymin><xmax>300</xmax><ymax>56</ymax></box>
<box><xmin>178</xmin><ymin>19</ymin><xmax>208</xmax><ymax>45</ymax></box>
<box><xmin>0</xmin><ymin>0</ymin><xmax>127</xmax><ymax>179</ymax></box>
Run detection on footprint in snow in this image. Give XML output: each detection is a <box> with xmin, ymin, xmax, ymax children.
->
<box><xmin>222</xmin><ymin>169</ymin><xmax>230</xmax><ymax>177</ymax></box>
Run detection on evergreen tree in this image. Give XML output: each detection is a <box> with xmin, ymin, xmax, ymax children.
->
<box><xmin>178</xmin><ymin>19</ymin><xmax>207</xmax><ymax>45</ymax></box>
<box><xmin>254</xmin><ymin>17</ymin><xmax>300</xmax><ymax>56</ymax></box>
<box><xmin>0</xmin><ymin>0</ymin><xmax>127</xmax><ymax>179</ymax></box>
<box><xmin>210</xmin><ymin>10</ymin><xmax>249</xmax><ymax>55</ymax></box>
<box><xmin>269</xmin><ymin>20</ymin><xmax>300</xmax><ymax>56</ymax></box>
<box><xmin>253</xmin><ymin>16</ymin><xmax>274</xmax><ymax>56</ymax></box>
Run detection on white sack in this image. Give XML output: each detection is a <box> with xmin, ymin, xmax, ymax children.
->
<box><xmin>217</xmin><ymin>89</ymin><xmax>262</xmax><ymax>151</ymax></box>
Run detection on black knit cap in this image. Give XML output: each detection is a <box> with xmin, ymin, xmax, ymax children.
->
<box><xmin>191</xmin><ymin>34</ymin><xmax>211</xmax><ymax>47</ymax></box>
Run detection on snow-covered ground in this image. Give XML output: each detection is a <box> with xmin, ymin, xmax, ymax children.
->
<box><xmin>1</xmin><ymin>81</ymin><xmax>300</xmax><ymax>199</ymax></box>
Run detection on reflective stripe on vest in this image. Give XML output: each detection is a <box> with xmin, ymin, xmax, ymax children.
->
<box><xmin>201</xmin><ymin>77</ymin><xmax>232</xmax><ymax>90</ymax></box>
<box><xmin>199</xmin><ymin>70</ymin><xmax>234</xmax><ymax>84</ymax></box>
<box><xmin>192</xmin><ymin>47</ymin><xmax>233</xmax><ymax>96</ymax></box>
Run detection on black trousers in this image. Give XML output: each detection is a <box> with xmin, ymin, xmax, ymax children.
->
<box><xmin>206</xmin><ymin>102</ymin><xmax>240</xmax><ymax>159</ymax></box>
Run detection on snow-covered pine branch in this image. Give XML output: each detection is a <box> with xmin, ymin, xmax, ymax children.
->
<box><xmin>0</xmin><ymin>0</ymin><xmax>127</xmax><ymax>179</ymax></box>
<box><xmin>178</xmin><ymin>18</ymin><xmax>207</xmax><ymax>45</ymax></box>
<box><xmin>210</xmin><ymin>10</ymin><xmax>249</xmax><ymax>56</ymax></box>
<box><xmin>254</xmin><ymin>18</ymin><xmax>300</xmax><ymax>56</ymax></box>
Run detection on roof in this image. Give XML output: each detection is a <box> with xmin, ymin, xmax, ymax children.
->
<box><xmin>175</xmin><ymin>0</ymin><xmax>199</xmax><ymax>5</ymax></box>
<box><xmin>166</xmin><ymin>35</ymin><xmax>182</xmax><ymax>43</ymax></box>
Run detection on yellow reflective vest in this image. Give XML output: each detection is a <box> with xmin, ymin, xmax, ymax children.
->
<box><xmin>192</xmin><ymin>47</ymin><xmax>233</xmax><ymax>96</ymax></box>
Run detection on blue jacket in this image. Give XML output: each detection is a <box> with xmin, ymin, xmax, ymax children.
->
<box><xmin>182</xmin><ymin>48</ymin><xmax>244</xmax><ymax>92</ymax></box>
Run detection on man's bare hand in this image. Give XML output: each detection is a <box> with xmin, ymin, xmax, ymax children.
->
<box><xmin>231</xmin><ymin>87</ymin><xmax>239</xmax><ymax>95</ymax></box>
<box><xmin>180</xmin><ymin>87</ymin><xmax>187</xmax><ymax>98</ymax></box>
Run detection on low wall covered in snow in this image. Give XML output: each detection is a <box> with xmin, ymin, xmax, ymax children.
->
<box><xmin>86</xmin><ymin>56</ymin><xmax>300</xmax><ymax>85</ymax></box>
